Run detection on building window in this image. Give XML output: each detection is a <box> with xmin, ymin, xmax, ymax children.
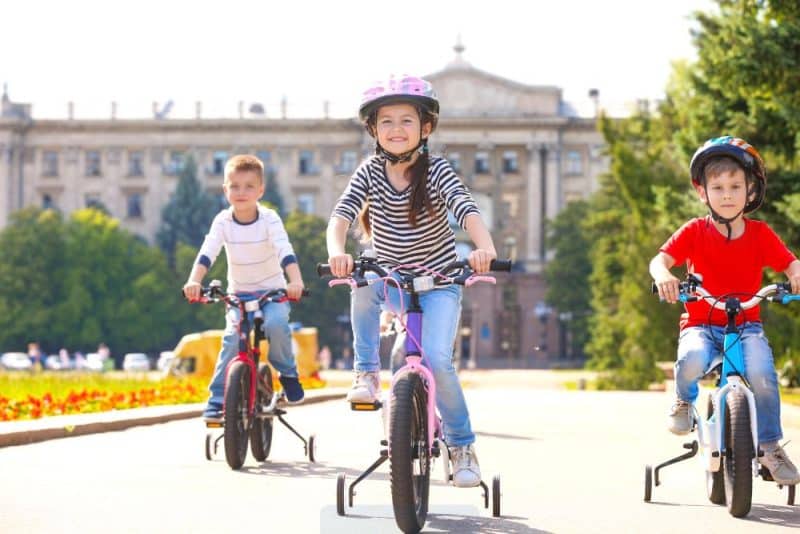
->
<box><xmin>164</xmin><ymin>151</ymin><xmax>185</xmax><ymax>176</ymax></box>
<box><xmin>42</xmin><ymin>151</ymin><xmax>59</xmax><ymax>177</ymax></box>
<box><xmin>211</xmin><ymin>151</ymin><xmax>228</xmax><ymax>175</ymax></box>
<box><xmin>566</xmin><ymin>150</ymin><xmax>583</xmax><ymax>175</ymax></box>
<box><xmin>128</xmin><ymin>151</ymin><xmax>144</xmax><ymax>176</ymax></box>
<box><xmin>86</xmin><ymin>151</ymin><xmax>102</xmax><ymax>176</ymax></box>
<box><xmin>338</xmin><ymin>150</ymin><xmax>357</xmax><ymax>174</ymax></box>
<box><xmin>42</xmin><ymin>194</ymin><xmax>56</xmax><ymax>210</ymax></box>
<box><xmin>296</xmin><ymin>193</ymin><xmax>315</xmax><ymax>215</ymax></box>
<box><xmin>475</xmin><ymin>151</ymin><xmax>490</xmax><ymax>174</ymax></box>
<box><xmin>127</xmin><ymin>193</ymin><xmax>143</xmax><ymax>218</ymax></box>
<box><xmin>502</xmin><ymin>151</ymin><xmax>518</xmax><ymax>173</ymax></box>
<box><xmin>448</xmin><ymin>152</ymin><xmax>461</xmax><ymax>173</ymax></box>
<box><xmin>299</xmin><ymin>150</ymin><xmax>318</xmax><ymax>175</ymax></box>
<box><xmin>85</xmin><ymin>194</ymin><xmax>103</xmax><ymax>209</ymax></box>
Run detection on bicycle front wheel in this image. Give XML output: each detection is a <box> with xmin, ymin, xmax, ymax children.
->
<box><xmin>389</xmin><ymin>372</ymin><xmax>430</xmax><ymax>534</ymax></box>
<box><xmin>723</xmin><ymin>388</ymin><xmax>753</xmax><ymax>517</ymax></box>
<box><xmin>223</xmin><ymin>361</ymin><xmax>250</xmax><ymax>470</ymax></box>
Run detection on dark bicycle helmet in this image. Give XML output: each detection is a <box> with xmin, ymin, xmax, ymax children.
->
<box><xmin>689</xmin><ymin>136</ymin><xmax>766</xmax><ymax>215</ymax></box>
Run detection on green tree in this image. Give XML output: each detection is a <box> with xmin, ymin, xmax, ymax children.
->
<box><xmin>544</xmin><ymin>200</ymin><xmax>591</xmax><ymax>358</ymax></box>
<box><xmin>284</xmin><ymin>211</ymin><xmax>349</xmax><ymax>350</ymax></box>
<box><xmin>0</xmin><ymin>208</ymin><xmax>67</xmax><ymax>351</ymax></box>
<box><xmin>262</xmin><ymin>167</ymin><xmax>285</xmax><ymax>216</ymax></box>
<box><xmin>156</xmin><ymin>155</ymin><xmax>217</xmax><ymax>263</ymax></box>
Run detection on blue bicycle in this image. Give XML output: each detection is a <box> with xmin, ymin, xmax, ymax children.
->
<box><xmin>645</xmin><ymin>274</ymin><xmax>798</xmax><ymax>517</ymax></box>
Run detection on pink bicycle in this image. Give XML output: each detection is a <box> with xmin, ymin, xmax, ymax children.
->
<box><xmin>318</xmin><ymin>255</ymin><xmax>510</xmax><ymax>533</ymax></box>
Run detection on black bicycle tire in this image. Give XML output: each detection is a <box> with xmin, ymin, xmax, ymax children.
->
<box><xmin>723</xmin><ymin>388</ymin><xmax>753</xmax><ymax>517</ymax></box>
<box><xmin>389</xmin><ymin>372</ymin><xmax>430</xmax><ymax>534</ymax></box>
<box><xmin>250</xmin><ymin>364</ymin><xmax>273</xmax><ymax>461</ymax></box>
<box><xmin>223</xmin><ymin>361</ymin><xmax>250</xmax><ymax>470</ymax></box>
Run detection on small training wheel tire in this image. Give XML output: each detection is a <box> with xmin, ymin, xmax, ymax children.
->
<box><xmin>789</xmin><ymin>485</ymin><xmax>796</xmax><ymax>506</ymax></box>
<box><xmin>336</xmin><ymin>473</ymin><xmax>346</xmax><ymax>516</ymax></box>
<box><xmin>205</xmin><ymin>433</ymin><xmax>213</xmax><ymax>461</ymax></box>
<box><xmin>492</xmin><ymin>475</ymin><xmax>501</xmax><ymax>517</ymax></box>
<box><xmin>644</xmin><ymin>465</ymin><xmax>653</xmax><ymax>502</ymax></box>
<box><xmin>308</xmin><ymin>434</ymin><xmax>317</xmax><ymax>463</ymax></box>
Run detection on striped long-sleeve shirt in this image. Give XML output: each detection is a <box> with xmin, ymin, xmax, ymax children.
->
<box><xmin>332</xmin><ymin>155</ymin><xmax>480</xmax><ymax>280</ymax></box>
<box><xmin>196</xmin><ymin>205</ymin><xmax>297</xmax><ymax>293</ymax></box>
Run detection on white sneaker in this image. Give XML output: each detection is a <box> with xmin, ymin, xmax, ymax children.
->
<box><xmin>667</xmin><ymin>399</ymin><xmax>694</xmax><ymax>435</ymax></box>
<box><xmin>346</xmin><ymin>371</ymin><xmax>380</xmax><ymax>403</ymax></box>
<box><xmin>450</xmin><ymin>444</ymin><xmax>481</xmax><ymax>488</ymax></box>
<box><xmin>760</xmin><ymin>444</ymin><xmax>800</xmax><ymax>485</ymax></box>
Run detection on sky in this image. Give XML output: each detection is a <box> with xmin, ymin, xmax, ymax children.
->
<box><xmin>1</xmin><ymin>0</ymin><xmax>715</xmax><ymax>120</ymax></box>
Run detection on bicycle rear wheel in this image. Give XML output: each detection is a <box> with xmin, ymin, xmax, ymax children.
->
<box><xmin>389</xmin><ymin>372</ymin><xmax>430</xmax><ymax>534</ymax></box>
<box><xmin>250</xmin><ymin>363</ymin><xmax>274</xmax><ymax>462</ymax></box>
<box><xmin>223</xmin><ymin>361</ymin><xmax>250</xmax><ymax>470</ymax></box>
<box><xmin>723</xmin><ymin>388</ymin><xmax>753</xmax><ymax>517</ymax></box>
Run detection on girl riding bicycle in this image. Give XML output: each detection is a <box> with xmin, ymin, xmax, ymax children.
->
<box><xmin>326</xmin><ymin>75</ymin><xmax>498</xmax><ymax>488</ymax></box>
<box><xmin>650</xmin><ymin>136</ymin><xmax>800</xmax><ymax>485</ymax></box>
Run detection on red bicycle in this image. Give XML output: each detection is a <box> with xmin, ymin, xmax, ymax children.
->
<box><xmin>190</xmin><ymin>280</ymin><xmax>316</xmax><ymax>470</ymax></box>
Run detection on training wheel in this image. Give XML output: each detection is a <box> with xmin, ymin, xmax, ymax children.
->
<box><xmin>308</xmin><ymin>434</ymin><xmax>317</xmax><ymax>463</ymax></box>
<box><xmin>336</xmin><ymin>473</ymin><xmax>346</xmax><ymax>516</ymax></box>
<box><xmin>205</xmin><ymin>433</ymin><xmax>213</xmax><ymax>461</ymax></box>
<box><xmin>644</xmin><ymin>465</ymin><xmax>653</xmax><ymax>502</ymax></box>
<box><xmin>492</xmin><ymin>475</ymin><xmax>501</xmax><ymax>517</ymax></box>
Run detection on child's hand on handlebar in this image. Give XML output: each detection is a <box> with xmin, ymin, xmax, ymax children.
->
<box><xmin>328</xmin><ymin>253</ymin><xmax>354</xmax><ymax>278</ymax></box>
<box><xmin>468</xmin><ymin>249</ymin><xmax>497</xmax><ymax>274</ymax></box>
<box><xmin>286</xmin><ymin>282</ymin><xmax>305</xmax><ymax>300</ymax></box>
<box><xmin>183</xmin><ymin>280</ymin><xmax>202</xmax><ymax>301</ymax></box>
<box><xmin>654</xmin><ymin>274</ymin><xmax>681</xmax><ymax>304</ymax></box>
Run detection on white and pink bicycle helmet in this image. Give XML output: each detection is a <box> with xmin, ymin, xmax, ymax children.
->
<box><xmin>358</xmin><ymin>75</ymin><xmax>440</xmax><ymax>124</ymax></box>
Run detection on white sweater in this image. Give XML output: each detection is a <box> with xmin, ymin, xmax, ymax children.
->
<box><xmin>196</xmin><ymin>205</ymin><xmax>296</xmax><ymax>293</ymax></box>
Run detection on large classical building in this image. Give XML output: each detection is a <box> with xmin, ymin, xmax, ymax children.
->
<box><xmin>0</xmin><ymin>47</ymin><xmax>609</xmax><ymax>367</ymax></box>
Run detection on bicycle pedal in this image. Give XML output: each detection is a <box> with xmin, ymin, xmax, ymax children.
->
<box><xmin>350</xmin><ymin>401</ymin><xmax>382</xmax><ymax>411</ymax></box>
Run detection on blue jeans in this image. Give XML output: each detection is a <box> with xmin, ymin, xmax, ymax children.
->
<box><xmin>675</xmin><ymin>323</ymin><xmax>782</xmax><ymax>443</ymax></box>
<box><xmin>350</xmin><ymin>278</ymin><xmax>473</xmax><ymax>447</ymax></box>
<box><xmin>207</xmin><ymin>295</ymin><xmax>297</xmax><ymax>409</ymax></box>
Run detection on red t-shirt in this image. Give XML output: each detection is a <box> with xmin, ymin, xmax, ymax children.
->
<box><xmin>661</xmin><ymin>216</ymin><xmax>796</xmax><ymax>329</ymax></box>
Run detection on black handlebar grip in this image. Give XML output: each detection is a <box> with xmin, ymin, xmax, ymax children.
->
<box><xmin>301</xmin><ymin>288</ymin><xmax>311</xmax><ymax>296</ymax></box>
<box><xmin>651</xmin><ymin>282</ymin><xmax>658</xmax><ymax>294</ymax></box>
<box><xmin>317</xmin><ymin>263</ymin><xmax>332</xmax><ymax>277</ymax></box>
<box><xmin>490</xmin><ymin>259</ymin><xmax>512</xmax><ymax>272</ymax></box>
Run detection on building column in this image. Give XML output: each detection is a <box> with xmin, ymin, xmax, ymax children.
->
<box><xmin>525</xmin><ymin>142</ymin><xmax>544</xmax><ymax>270</ymax></box>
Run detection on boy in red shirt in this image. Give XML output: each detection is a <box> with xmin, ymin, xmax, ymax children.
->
<box><xmin>650</xmin><ymin>136</ymin><xmax>800</xmax><ymax>485</ymax></box>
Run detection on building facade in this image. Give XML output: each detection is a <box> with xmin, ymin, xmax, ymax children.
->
<box><xmin>0</xmin><ymin>52</ymin><xmax>609</xmax><ymax>367</ymax></box>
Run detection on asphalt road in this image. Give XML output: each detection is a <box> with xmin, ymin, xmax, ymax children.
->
<box><xmin>2</xmin><ymin>381</ymin><xmax>800</xmax><ymax>533</ymax></box>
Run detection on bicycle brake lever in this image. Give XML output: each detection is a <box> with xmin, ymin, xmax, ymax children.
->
<box><xmin>329</xmin><ymin>279</ymin><xmax>356</xmax><ymax>288</ymax></box>
<box><xmin>465</xmin><ymin>275</ymin><xmax>496</xmax><ymax>287</ymax></box>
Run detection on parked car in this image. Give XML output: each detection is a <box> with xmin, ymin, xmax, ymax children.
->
<box><xmin>123</xmin><ymin>352</ymin><xmax>151</xmax><ymax>372</ymax></box>
<box><xmin>0</xmin><ymin>352</ymin><xmax>33</xmax><ymax>371</ymax></box>
<box><xmin>157</xmin><ymin>351</ymin><xmax>175</xmax><ymax>372</ymax></box>
<box><xmin>83</xmin><ymin>352</ymin><xmax>105</xmax><ymax>372</ymax></box>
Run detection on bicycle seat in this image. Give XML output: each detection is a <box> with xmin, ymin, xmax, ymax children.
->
<box><xmin>702</xmin><ymin>356</ymin><xmax>723</xmax><ymax>380</ymax></box>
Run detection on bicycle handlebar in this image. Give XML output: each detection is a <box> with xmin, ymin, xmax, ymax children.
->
<box><xmin>186</xmin><ymin>282</ymin><xmax>309</xmax><ymax>305</ymax></box>
<box><xmin>316</xmin><ymin>257</ymin><xmax>512</xmax><ymax>287</ymax></box>
<box><xmin>651</xmin><ymin>274</ymin><xmax>797</xmax><ymax>310</ymax></box>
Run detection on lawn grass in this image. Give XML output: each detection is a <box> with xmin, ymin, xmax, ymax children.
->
<box><xmin>0</xmin><ymin>371</ymin><xmax>178</xmax><ymax>400</ymax></box>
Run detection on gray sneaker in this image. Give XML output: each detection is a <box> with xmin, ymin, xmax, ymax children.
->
<box><xmin>668</xmin><ymin>399</ymin><xmax>694</xmax><ymax>435</ymax></box>
<box><xmin>760</xmin><ymin>444</ymin><xmax>800</xmax><ymax>485</ymax></box>
<box><xmin>346</xmin><ymin>371</ymin><xmax>380</xmax><ymax>403</ymax></box>
<box><xmin>450</xmin><ymin>444</ymin><xmax>481</xmax><ymax>488</ymax></box>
